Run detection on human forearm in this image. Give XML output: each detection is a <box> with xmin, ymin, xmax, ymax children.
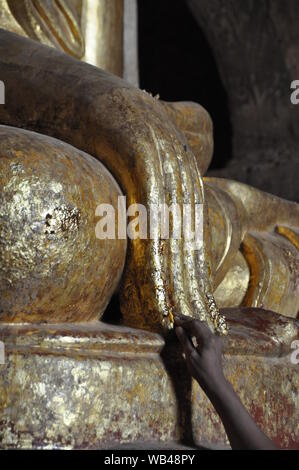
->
<box><xmin>174</xmin><ymin>315</ymin><xmax>277</xmax><ymax>450</ymax></box>
<box><xmin>204</xmin><ymin>375</ymin><xmax>276</xmax><ymax>450</ymax></box>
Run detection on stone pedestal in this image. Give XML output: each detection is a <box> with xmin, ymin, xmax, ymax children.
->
<box><xmin>0</xmin><ymin>309</ymin><xmax>298</xmax><ymax>449</ymax></box>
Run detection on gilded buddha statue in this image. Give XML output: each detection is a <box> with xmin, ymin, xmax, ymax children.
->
<box><xmin>0</xmin><ymin>0</ymin><xmax>298</xmax><ymax>449</ymax></box>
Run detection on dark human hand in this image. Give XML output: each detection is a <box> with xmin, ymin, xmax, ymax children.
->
<box><xmin>175</xmin><ymin>314</ymin><xmax>277</xmax><ymax>450</ymax></box>
<box><xmin>174</xmin><ymin>315</ymin><xmax>226</xmax><ymax>395</ymax></box>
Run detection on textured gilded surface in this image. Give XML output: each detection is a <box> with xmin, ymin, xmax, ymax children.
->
<box><xmin>0</xmin><ymin>0</ymin><xmax>84</xmax><ymax>58</ymax></box>
<box><xmin>81</xmin><ymin>0</ymin><xmax>123</xmax><ymax>76</ymax></box>
<box><xmin>0</xmin><ymin>30</ymin><xmax>227</xmax><ymax>334</ymax></box>
<box><xmin>0</xmin><ymin>0</ymin><xmax>124</xmax><ymax>75</ymax></box>
<box><xmin>0</xmin><ymin>3</ymin><xmax>298</xmax><ymax>329</ymax></box>
<box><xmin>276</xmin><ymin>226</ymin><xmax>299</xmax><ymax>251</ymax></box>
<box><xmin>205</xmin><ymin>177</ymin><xmax>299</xmax><ymax>318</ymax></box>
<box><xmin>204</xmin><ymin>183</ymin><xmax>242</xmax><ymax>290</ymax></box>
<box><xmin>0</xmin><ymin>126</ymin><xmax>126</xmax><ymax>322</ymax></box>
<box><xmin>162</xmin><ymin>101</ymin><xmax>214</xmax><ymax>176</ymax></box>
<box><xmin>241</xmin><ymin>232</ymin><xmax>299</xmax><ymax>318</ymax></box>
<box><xmin>214</xmin><ymin>251</ymin><xmax>250</xmax><ymax>308</ymax></box>
<box><xmin>0</xmin><ymin>25</ymin><xmax>299</xmax><ymax>451</ymax></box>
<box><xmin>0</xmin><ymin>308</ymin><xmax>297</xmax><ymax>449</ymax></box>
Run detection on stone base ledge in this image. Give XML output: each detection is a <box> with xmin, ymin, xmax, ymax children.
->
<box><xmin>0</xmin><ymin>309</ymin><xmax>298</xmax><ymax>449</ymax></box>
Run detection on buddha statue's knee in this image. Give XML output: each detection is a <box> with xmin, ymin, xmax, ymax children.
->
<box><xmin>0</xmin><ymin>125</ymin><xmax>127</xmax><ymax>323</ymax></box>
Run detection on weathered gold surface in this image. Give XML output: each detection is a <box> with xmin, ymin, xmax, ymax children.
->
<box><xmin>0</xmin><ymin>309</ymin><xmax>297</xmax><ymax>449</ymax></box>
<box><xmin>205</xmin><ymin>177</ymin><xmax>299</xmax><ymax>234</ymax></box>
<box><xmin>81</xmin><ymin>0</ymin><xmax>123</xmax><ymax>76</ymax></box>
<box><xmin>0</xmin><ymin>0</ymin><xmax>124</xmax><ymax>75</ymax></box>
<box><xmin>0</xmin><ymin>125</ymin><xmax>126</xmax><ymax>322</ymax></box>
<box><xmin>204</xmin><ymin>183</ymin><xmax>242</xmax><ymax>290</ymax></box>
<box><xmin>205</xmin><ymin>177</ymin><xmax>299</xmax><ymax>318</ymax></box>
<box><xmin>0</xmin><ymin>24</ymin><xmax>298</xmax><ymax>451</ymax></box>
<box><xmin>0</xmin><ymin>3</ymin><xmax>298</xmax><ymax>325</ymax></box>
<box><xmin>0</xmin><ymin>0</ymin><xmax>84</xmax><ymax>58</ymax></box>
<box><xmin>241</xmin><ymin>232</ymin><xmax>299</xmax><ymax>317</ymax></box>
<box><xmin>162</xmin><ymin>101</ymin><xmax>214</xmax><ymax>176</ymax></box>
<box><xmin>0</xmin><ymin>30</ymin><xmax>227</xmax><ymax>334</ymax></box>
<box><xmin>0</xmin><ymin>30</ymin><xmax>298</xmax><ymax>326</ymax></box>
<box><xmin>214</xmin><ymin>251</ymin><xmax>250</xmax><ymax>308</ymax></box>
<box><xmin>276</xmin><ymin>226</ymin><xmax>299</xmax><ymax>250</ymax></box>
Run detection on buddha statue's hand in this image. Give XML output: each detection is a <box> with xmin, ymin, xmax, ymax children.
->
<box><xmin>0</xmin><ymin>29</ymin><xmax>228</xmax><ymax>334</ymax></box>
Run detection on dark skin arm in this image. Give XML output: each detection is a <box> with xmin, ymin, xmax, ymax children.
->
<box><xmin>174</xmin><ymin>315</ymin><xmax>277</xmax><ymax>450</ymax></box>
